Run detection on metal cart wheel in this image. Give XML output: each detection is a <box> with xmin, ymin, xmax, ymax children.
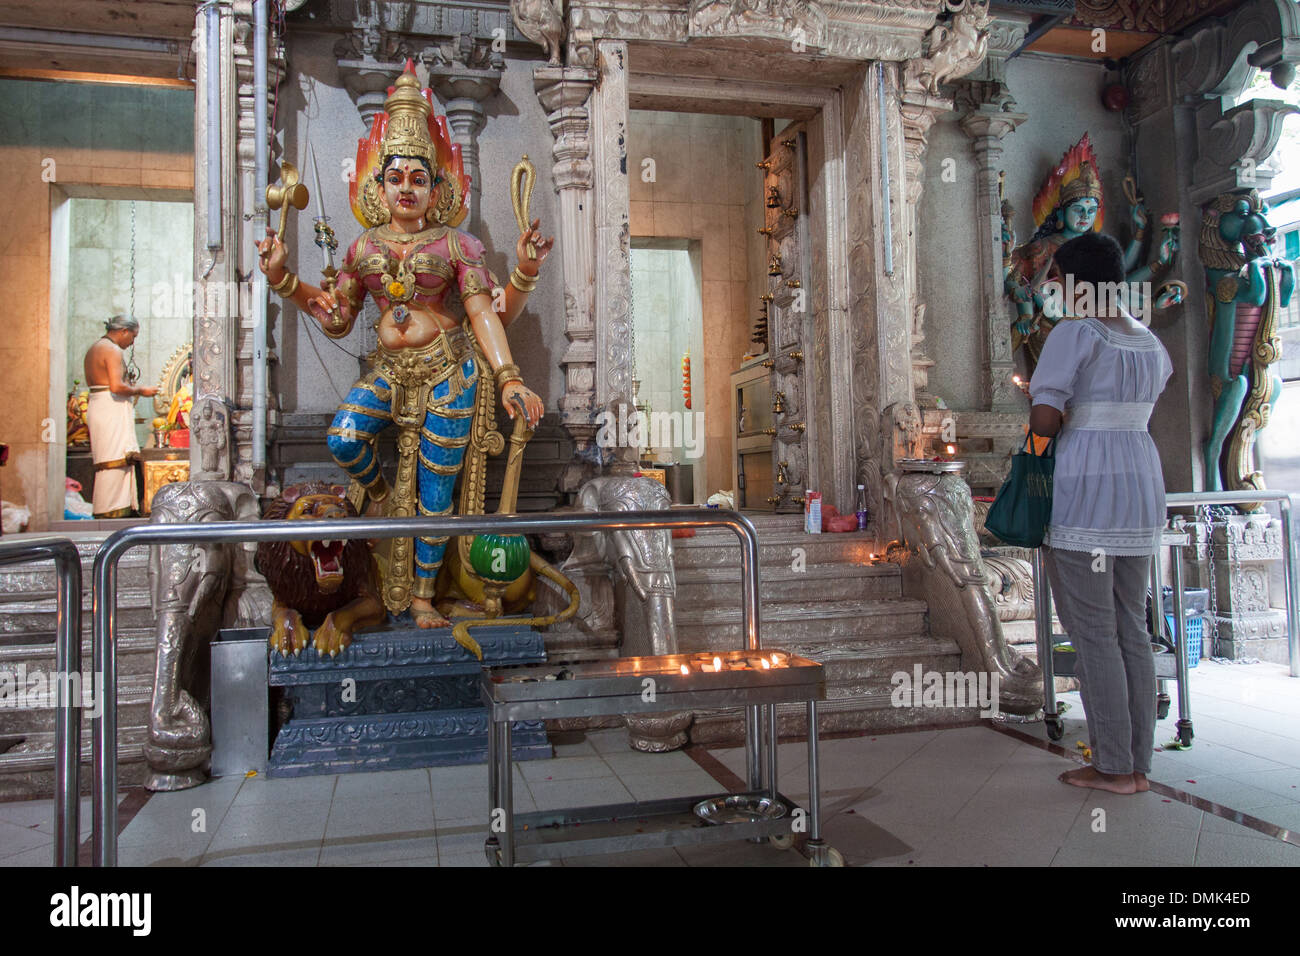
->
<box><xmin>1156</xmin><ymin>693</ymin><xmax>1171</xmax><ymax>720</ymax></box>
<box><xmin>485</xmin><ymin>841</ymin><xmax>502</xmax><ymax>867</ymax></box>
<box><xmin>808</xmin><ymin>844</ymin><xmax>845</xmax><ymax>867</ymax></box>
<box><xmin>1177</xmin><ymin>720</ymin><xmax>1194</xmax><ymax>748</ymax></box>
<box><xmin>1045</xmin><ymin>713</ymin><xmax>1065</xmax><ymax>741</ymax></box>
<box><xmin>769</xmin><ymin>833</ymin><xmax>795</xmax><ymax>850</ymax></box>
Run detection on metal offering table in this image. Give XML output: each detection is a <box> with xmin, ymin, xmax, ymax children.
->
<box><xmin>481</xmin><ymin>649</ymin><xmax>838</xmax><ymax>866</ymax></box>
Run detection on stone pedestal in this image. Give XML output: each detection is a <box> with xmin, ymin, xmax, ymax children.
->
<box><xmin>267</xmin><ymin>622</ymin><xmax>550</xmax><ymax>777</ymax></box>
<box><xmin>1190</xmin><ymin>514</ymin><xmax>1288</xmax><ymax>663</ymax></box>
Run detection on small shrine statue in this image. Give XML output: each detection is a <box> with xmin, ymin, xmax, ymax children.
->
<box><xmin>1200</xmin><ymin>189</ymin><xmax>1294</xmax><ymax>493</ymax></box>
<box><xmin>257</xmin><ymin>62</ymin><xmax>553</xmax><ymax>629</ymax></box>
<box><xmin>1004</xmin><ymin>134</ymin><xmax>1179</xmax><ymax>376</ymax></box>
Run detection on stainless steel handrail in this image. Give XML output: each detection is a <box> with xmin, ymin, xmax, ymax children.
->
<box><xmin>91</xmin><ymin>508</ymin><xmax>761</xmax><ymax>867</ymax></box>
<box><xmin>1165</xmin><ymin>491</ymin><xmax>1299</xmax><ymax>677</ymax></box>
<box><xmin>0</xmin><ymin>537</ymin><xmax>83</xmax><ymax>867</ymax></box>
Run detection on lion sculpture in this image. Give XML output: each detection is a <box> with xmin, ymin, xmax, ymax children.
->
<box><xmin>255</xmin><ymin>482</ymin><xmax>385</xmax><ymax>657</ymax></box>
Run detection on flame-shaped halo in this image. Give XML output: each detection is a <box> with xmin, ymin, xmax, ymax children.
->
<box><xmin>1031</xmin><ymin>133</ymin><xmax>1105</xmax><ymax>233</ymax></box>
<box><xmin>348</xmin><ymin>62</ymin><xmax>473</xmax><ymax>229</ymax></box>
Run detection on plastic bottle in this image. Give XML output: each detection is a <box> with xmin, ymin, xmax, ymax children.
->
<box><xmin>855</xmin><ymin>484</ymin><xmax>867</xmax><ymax>531</ymax></box>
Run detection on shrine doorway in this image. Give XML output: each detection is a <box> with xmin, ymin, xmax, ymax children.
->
<box><xmin>51</xmin><ymin>188</ymin><xmax>193</xmax><ymax>518</ymax></box>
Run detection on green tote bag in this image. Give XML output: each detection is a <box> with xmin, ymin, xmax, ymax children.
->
<box><xmin>983</xmin><ymin>433</ymin><xmax>1056</xmax><ymax>548</ymax></box>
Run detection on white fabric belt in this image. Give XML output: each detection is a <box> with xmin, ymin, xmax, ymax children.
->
<box><xmin>1068</xmin><ymin>401</ymin><xmax>1153</xmax><ymax>431</ymax></box>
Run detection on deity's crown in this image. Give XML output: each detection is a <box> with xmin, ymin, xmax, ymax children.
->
<box><xmin>350</xmin><ymin>60</ymin><xmax>470</xmax><ymax>228</ymax></box>
<box><xmin>1032</xmin><ymin>133</ymin><xmax>1105</xmax><ymax>233</ymax></box>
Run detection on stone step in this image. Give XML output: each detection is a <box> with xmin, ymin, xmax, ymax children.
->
<box><xmin>0</xmin><ymin>556</ymin><xmax>152</xmax><ymax>604</ymax></box>
<box><xmin>675</xmin><ymin>562</ymin><xmax>901</xmax><ymax>606</ymax></box>
<box><xmin>0</xmin><ymin>630</ymin><xmax>159</xmax><ymax>679</ymax></box>
<box><xmin>676</xmin><ymin>597</ymin><xmax>928</xmax><ymax>651</ymax></box>
<box><xmin>671</xmin><ymin>528</ymin><xmax>881</xmax><ymax>570</ymax></box>
<box><xmin>0</xmin><ymin>672</ymin><xmax>153</xmax><ymax>736</ymax></box>
<box><xmin>0</xmin><ymin>589</ymin><xmax>156</xmax><ymax>639</ymax></box>
<box><xmin>0</xmin><ymin>726</ymin><xmax>150</xmax><ymax>800</ymax></box>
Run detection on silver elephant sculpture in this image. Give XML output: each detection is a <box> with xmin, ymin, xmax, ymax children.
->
<box><xmin>886</xmin><ymin>469</ymin><xmax>1043</xmax><ymax>716</ymax></box>
<box><xmin>568</xmin><ymin>474</ymin><xmax>690</xmax><ymax>750</ymax></box>
<box><xmin>144</xmin><ymin>481</ymin><xmax>270</xmax><ymax>791</ymax></box>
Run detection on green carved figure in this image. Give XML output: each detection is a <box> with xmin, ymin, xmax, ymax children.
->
<box><xmin>1200</xmin><ymin>189</ymin><xmax>1295</xmax><ymax>494</ymax></box>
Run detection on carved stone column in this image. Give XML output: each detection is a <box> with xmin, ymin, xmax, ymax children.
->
<box><xmin>192</xmin><ymin>2</ymin><xmax>238</xmax><ymax>465</ymax></box>
<box><xmin>334</xmin><ymin>15</ymin><xmax>415</xmax><ymax>128</ymax></box>
<box><xmin>534</xmin><ymin>64</ymin><xmax>599</xmax><ymax>449</ymax></box>
<box><xmin>591</xmin><ymin>39</ymin><xmax>635</xmax><ymax>464</ymax></box>
<box><xmin>954</xmin><ymin>14</ymin><xmax>1026</xmax><ymax>415</ymax></box>
<box><xmin>229</xmin><ymin>2</ymin><xmax>285</xmax><ymax>488</ymax></box>
<box><xmin>958</xmin><ymin>84</ymin><xmax>1026</xmax><ymax>413</ymax></box>
<box><xmin>899</xmin><ymin>80</ymin><xmax>953</xmax><ymax>399</ymax></box>
<box><xmin>427</xmin><ymin>35</ymin><xmax>505</xmax><ymax>230</ymax></box>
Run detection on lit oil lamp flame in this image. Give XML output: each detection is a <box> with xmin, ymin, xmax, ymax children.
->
<box><xmin>680</xmin><ymin>664</ymin><xmax>690</xmax><ymax>675</ymax></box>
<box><xmin>712</xmin><ymin>656</ymin><xmax>722</xmax><ymax>672</ymax></box>
<box><xmin>945</xmin><ymin>444</ymin><xmax>956</xmax><ymax>456</ymax></box>
<box><xmin>761</xmin><ymin>657</ymin><xmax>771</xmax><ymax>670</ymax></box>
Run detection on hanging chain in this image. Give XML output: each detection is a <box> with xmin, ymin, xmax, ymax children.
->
<box><xmin>125</xmin><ymin>201</ymin><xmax>142</xmax><ymax>385</ymax></box>
<box><xmin>1199</xmin><ymin>503</ymin><xmax>1221</xmax><ymax>657</ymax></box>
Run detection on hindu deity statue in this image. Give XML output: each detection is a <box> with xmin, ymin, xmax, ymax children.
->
<box><xmin>257</xmin><ymin>62</ymin><xmax>552</xmax><ymax>628</ymax></box>
<box><xmin>1200</xmin><ymin>189</ymin><xmax>1294</xmax><ymax>494</ymax></box>
<box><xmin>1004</xmin><ymin>134</ymin><xmax>1179</xmax><ymax>376</ymax></box>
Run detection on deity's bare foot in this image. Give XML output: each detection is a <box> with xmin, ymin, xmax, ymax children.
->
<box><xmin>410</xmin><ymin>597</ymin><xmax>450</xmax><ymax>629</ymax></box>
<box><xmin>1133</xmin><ymin>772</ymin><xmax>1150</xmax><ymax>792</ymax></box>
<box><xmin>1058</xmin><ymin>766</ymin><xmax>1138</xmax><ymax>794</ymax></box>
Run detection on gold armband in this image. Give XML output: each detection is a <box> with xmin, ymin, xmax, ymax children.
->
<box><xmin>270</xmin><ymin>271</ymin><xmax>300</xmax><ymax>297</ymax></box>
<box><xmin>494</xmin><ymin>363</ymin><xmax>523</xmax><ymax>389</ymax></box>
<box><xmin>509</xmin><ymin>267</ymin><xmax>538</xmax><ymax>293</ymax></box>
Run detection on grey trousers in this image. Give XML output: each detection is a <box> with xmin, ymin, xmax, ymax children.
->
<box><xmin>1045</xmin><ymin>547</ymin><xmax>1157</xmax><ymax>775</ymax></box>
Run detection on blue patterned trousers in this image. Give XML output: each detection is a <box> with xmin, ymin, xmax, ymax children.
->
<box><xmin>326</xmin><ymin>352</ymin><xmax>478</xmax><ymax>599</ymax></box>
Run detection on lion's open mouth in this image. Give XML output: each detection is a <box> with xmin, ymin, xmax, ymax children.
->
<box><xmin>310</xmin><ymin>539</ymin><xmax>346</xmax><ymax>591</ymax></box>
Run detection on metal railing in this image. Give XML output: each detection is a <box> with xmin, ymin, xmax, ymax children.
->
<box><xmin>90</xmin><ymin>508</ymin><xmax>762</xmax><ymax>867</ymax></box>
<box><xmin>0</xmin><ymin>537</ymin><xmax>82</xmax><ymax>867</ymax></box>
<box><xmin>1165</xmin><ymin>491</ymin><xmax>1300</xmax><ymax>677</ymax></box>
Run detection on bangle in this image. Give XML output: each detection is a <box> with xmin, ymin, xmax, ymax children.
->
<box><xmin>271</xmin><ymin>271</ymin><xmax>299</xmax><ymax>297</ymax></box>
<box><xmin>494</xmin><ymin>363</ymin><xmax>522</xmax><ymax>389</ymax></box>
<box><xmin>509</xmin><ymin>267</ymin><xmax>538</xmax><ymax>293</ymax></box>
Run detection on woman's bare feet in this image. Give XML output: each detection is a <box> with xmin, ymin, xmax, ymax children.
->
<box><xmin>410</xmin><ymin>597</ymin><xmax>449</xmax><ymax>629</ymax></box>
<box><xmin>1133</xmin><ymin>772</ymin><xmax>1150</xmax><ymax>792</ymax></box>
<box><xmin>1058</xmin><ymin>766</ymin><xmax>1139</xmax><ymax>794</ymax></box>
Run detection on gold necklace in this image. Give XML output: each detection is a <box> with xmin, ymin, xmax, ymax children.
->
<box><xmin>376</xmin><ymin>222</ymin><xmax>444</xmax><ymax>245</ymax></box>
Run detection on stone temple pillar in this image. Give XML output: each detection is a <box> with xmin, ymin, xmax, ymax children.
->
<box><xmin>534</xmin><ymin>61</ymin><xmax>599</xmax><ymax>450</ymax></box>
<box><xmin>427</xmin><ymin>35</ymin><xmax>505</xmax><ymax>232</ymax></box>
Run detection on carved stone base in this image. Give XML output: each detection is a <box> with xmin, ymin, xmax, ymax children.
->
<box><xmin>625</xmin><ymin>711</ymin><xmax>693</xmax><ymax>752</ymax></box>
<box><xmin>1210</xmin><ymin>609</ymin><xmax>1288</xmax><ymax>663</ymax></box>
<box><xmin>267</xmin><ymin>622</ymin><xmax>551</xmax><ymax>777</ymax></box>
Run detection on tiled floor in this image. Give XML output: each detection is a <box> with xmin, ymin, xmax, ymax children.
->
<box><xmin>1</xmin><ymin>659</ymin><xmax>1297</xmax><ymax>866</ymax></box>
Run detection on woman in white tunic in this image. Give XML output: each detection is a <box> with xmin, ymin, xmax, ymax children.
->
<box><xmin>1028</xmin><ymin>233</ymin><xmax>1173</xmax><ymax>795</ymax></box>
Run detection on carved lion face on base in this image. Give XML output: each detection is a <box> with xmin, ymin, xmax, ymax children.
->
<box><xmin>258</xmin><ymin>483</ymin><xmax>361</xmax><ymax>599</ymax></box>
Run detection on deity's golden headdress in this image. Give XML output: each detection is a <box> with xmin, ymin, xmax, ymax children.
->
<box><xmin>350</xmin><ymin>60</ymin><xmax>470</xmax><ymax>228</ymax></box>
<box><xmin>1032</xmin><ymin>133</ymin><xmax>1105</xmax><ymax>233</ymax></box>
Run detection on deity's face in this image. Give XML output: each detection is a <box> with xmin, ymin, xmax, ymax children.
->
<box><xmin>381</xmin><ymin>157</ymin><xmax>433</xmax><ymax>224</ymax></box>
<box><xmin>1062</xmin><ymin>198</ymin><xmax>1098</xmax><ymax>236</ymax></box>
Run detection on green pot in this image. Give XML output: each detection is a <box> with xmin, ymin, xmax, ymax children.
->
<box><xmin>469</xmin><ymin>533</ymin><xmax>531</xmax><ymax>582</ymax></box>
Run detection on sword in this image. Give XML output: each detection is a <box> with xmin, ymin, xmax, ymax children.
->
<box><xmin>307</xmin><ymin>144</ymin><xmax>344</xmax><ymax>330</ymax></box>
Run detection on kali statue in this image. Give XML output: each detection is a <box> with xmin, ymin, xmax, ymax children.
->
<box><xmin>258</xmin><ymin>62</ymin><xmax>553</xmax><ymax>629</ymax></box>
<box><xmin>1004</xmin><ymin>133</ymin><xmax>1179</xmax><ymax>376</ymax></box>
<box><xmin>1200</xmin><ymin>189</ymin><xmax>1294</xmax><ymax>494</ymax></box>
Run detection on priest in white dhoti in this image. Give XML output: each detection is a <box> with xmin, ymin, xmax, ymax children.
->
<box><xmin>82</xmin><ymin>315</ymin><xmax>157</xmax><ymax>518</ymax></box>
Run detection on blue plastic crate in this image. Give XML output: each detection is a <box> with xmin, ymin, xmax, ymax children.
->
<box><xmin>1163</xmin><ymin>614</ymin><xmax>1203</xmax><ymax>668</ymax></box>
